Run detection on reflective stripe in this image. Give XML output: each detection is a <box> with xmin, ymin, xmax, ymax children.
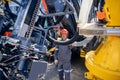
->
<box><xmin>58</xmin><ymin>69</ymin><xmax>63</xmax><ymax>72</ymax></box>
<box><xmin>64</xmin><ymin>70</ymin><xmax>71</xmax><ymax>73</ymax></box>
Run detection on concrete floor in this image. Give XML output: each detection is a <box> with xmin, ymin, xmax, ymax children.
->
<box><xmin>45</xmin><ymin>57</ymin><xmax>88</xmax><ymax>80</ymax></box>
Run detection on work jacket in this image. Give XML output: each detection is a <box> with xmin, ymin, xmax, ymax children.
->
<box><xmin>54</xmin><ymin>44</ymin><xmax>72</xmax><ymax>63</ymax></box>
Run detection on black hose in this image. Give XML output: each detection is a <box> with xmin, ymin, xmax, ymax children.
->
<box><xmin>46</xmin><ymin>31</ymin><xmax>78</xmax><ymax>45</ymax></box>
<box><xmin>71</xmin><ymin>0</ymin><xmax>80</xmax><ymax>16</ymax></box>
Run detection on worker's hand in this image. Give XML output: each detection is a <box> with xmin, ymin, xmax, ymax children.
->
<box><xmin>54</xmin><ymin>60</ymin><xmax>58</xmax><ymax>65</ymax></box>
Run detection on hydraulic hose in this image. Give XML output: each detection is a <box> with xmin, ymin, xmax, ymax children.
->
<box><xmin>46</xmin><ymin>31</ymin><xmax>78</xmax><ymax>45</ymax></box>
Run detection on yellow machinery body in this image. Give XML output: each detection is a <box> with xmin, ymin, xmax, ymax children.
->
<box><xmin>85</xmin><ymin>36</ymin><xmax>120</xmax><ymax>80</ymax></box>
<box><xmin>85</xmin><ymin>0</ymin><xmax>120</xmax><ymax>80</ymax></box>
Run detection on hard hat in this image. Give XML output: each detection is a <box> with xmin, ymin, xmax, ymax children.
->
<box><xmin>61</xmin><ymin>29</ymin><xmax>68</xmax><ymax>35</ymax></box>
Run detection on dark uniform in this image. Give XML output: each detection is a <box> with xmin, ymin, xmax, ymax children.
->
<box><xmin>54</xmin><ymin>43</ymin><xmax>72</xmax><ymax>80</ymax></box>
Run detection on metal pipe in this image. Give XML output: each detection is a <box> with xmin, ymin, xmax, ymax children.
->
<box><xmin>78</xmin><ymin>27</ymin><xmax>120</xmax><ymax>36</ymax></box>
<box><xmin>78</xmin><ymin>0</ymin><xmax>93</xmax><ymax>24</ymax></box>
<box><xmin>105</xmin><ymin>28</ymin><xmax>120</xmax><ymax>36</ymax></box>
<box><xmin>78</xmin><ymin>22</ymin><xmax>120</xmax><ymax>36</ymax></box>
<box><xmin>39</xmin><ymin>11</ymin><xmax>73</xmax><ymax>17</ymax></box>
<box><xmin>72</xmin><ymin>37</ymin><xmax>93</xmax><ymax>46</ymax></box>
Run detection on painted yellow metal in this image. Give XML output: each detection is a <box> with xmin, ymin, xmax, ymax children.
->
<box><xmin>104</xmin><ymin>0</ymin><xmax>120</xmax><ymax>27</ymax></box>
<box><xmin>0</xmin><ymin>0</ymin><xmax>11</xmax><ymax>4</ymax></box>
<box><xmin>85</xmin><ymin>0</ymin><xmax>120</xmax><ymax>79</ymax></box>
<box><xmin>7</xmin><ymin>0</ymin><xmax>11</xmax><ymax>2</ymax></box>
<box><xmin>80</xmin><ymin>49</ymin><xmax>85</xmax><ymax>58</ymax></box>
<box><xmin>85</xmin><ymin>36</ymin><xmax>120</xmax><ymax>80</ymax></box>
<box><xmin>48</xmin><ymin>47</ymin><xmax>55</xmax><ymax>53</ymax></box>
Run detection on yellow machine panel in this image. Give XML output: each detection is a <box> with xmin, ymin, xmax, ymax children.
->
<box><xmin>104</xmin><ymin>0</ymin><xmax>120</xmax><ymax>27</ymax></box>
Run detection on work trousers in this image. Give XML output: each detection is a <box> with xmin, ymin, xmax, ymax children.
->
<box><xmin>58</xmin><ymin>61</ymin><xmax>71</xmax><ymax>80</ymax></box>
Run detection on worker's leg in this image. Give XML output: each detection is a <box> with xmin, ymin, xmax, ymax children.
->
<box><xmin>58</xmin><ymin>64</ymin><xmax>64</xmax><ymax>80</ymax></box>
<box><xmin>63</xmin><ymin>62</ymin><xmax>71</xmax><ymax>80</ymax></box>
<box><xmin>64</xmin><ymin>70</ymin><xmax>70</xmax><ymax>80</ymax></box>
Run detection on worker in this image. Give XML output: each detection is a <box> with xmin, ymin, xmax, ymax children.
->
<box><xmin>54</xmin><ymin>29</ymin><xmax>72</xmax><ymax>80</ymax></box>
